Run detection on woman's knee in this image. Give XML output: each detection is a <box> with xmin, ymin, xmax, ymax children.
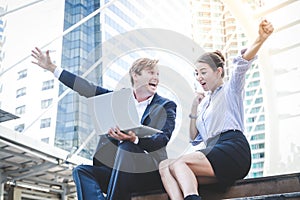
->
<box><xmin>159</xmin><ymin>159</ymin><xmax>172</xmax><ymax>175</ymax></box>
<box><xmin>169</xmin><ymin>158</ymin><xmax>185</xmax><ymax>174</ymax></box>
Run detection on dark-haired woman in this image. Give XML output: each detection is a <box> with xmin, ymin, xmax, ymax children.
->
<box><xmin>159</xmin><ymin>20</ymin><xmax>274</xmax><ymax>200</ymax></box>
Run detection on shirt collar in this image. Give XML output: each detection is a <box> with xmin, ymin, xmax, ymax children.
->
<box><xmin>208</xmin><ymin>84</ymin><xmax>223</xmax><ymax>96</ymax></box>
<box><xmin>133</xmin><ymin>94</ymin><xmax>154</xmax><ymax>106</ymax></box>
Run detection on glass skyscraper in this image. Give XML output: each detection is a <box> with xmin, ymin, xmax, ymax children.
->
<box><xmin>55</xmin><ymin>0</ymin><xmax>102</xmax><ymax>159</ymax></box>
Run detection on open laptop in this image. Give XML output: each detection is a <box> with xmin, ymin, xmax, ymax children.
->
<box><xmin>87</xmin><ymin>88</ymin><xmax>162</xmax><ymax>137</ymax></box>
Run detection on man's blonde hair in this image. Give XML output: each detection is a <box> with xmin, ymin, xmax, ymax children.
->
<box><xmin>129</xmin><ymin>58</ymin><xmax>159</xmax><ymax>86</ymax></box>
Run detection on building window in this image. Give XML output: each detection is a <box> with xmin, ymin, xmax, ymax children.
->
<box><xmin>246</xmin><ymin>90</ymin><xmax>256</xmax><ymax>96</ymax></box>
<box><xmin>251</xmin><ymin>143</ymin><xmax>265</xmax><ymax>150</ymax></box>
<box><xmin>250</xmin><ymin>107</ymin><xmax>261</xmax><ymax>114</ymax></box>
<box><xmin>42</xmin><ymin>80</ymin><xmax>54</xmax><ymax>90</ymax></box>
<box><xmin>259</xmin><ymin>115</ymin><xmax>265</xmax><ymax>121</ymax></box>
<box><xmin>16</xmin><ymin>87</ymin><xmax>26</xmax><ymax>98</ymax></box>
<box><xmin>252</xmin><ymin>171</ymin><xmax>263</xmax><ymax>178</ymax></box>
<box><xmin>250</xmin><ymin>133</ymin><xmax>265</xmax><ymax>141</ymax></box>
<box><xmin>248</xmin><ymin>80</ymin><xmax>260</xmax><ymax>87</ymax></box>
<box><xmin>15</xmin><ymin>105</ymin><xmax>25</xmax><ymax>115</ymax></box>
<box><xmin>246</xmin><ymin>117</ymin><xmax>256</xmax><ymax>123</ymax></box>
<box><xmin>252</xmin><ymin>162</ymin><xmax>264</xmax><ymax>169</ymax></box>
<box><xmin>252</xmin><ymin>152</ymin><xmax>265</xmax><ymax>159</ymax></box>
<box><xmin>17</xmin><ymin>69</ymin><xmax>27</xmax><ymax>80</ymax></box>
<box><xmin>41</xmin><ymin>98</ymin><xmax>53</xmax><ymax>109</ymax></box>
<box><xmin>254</xmin><ymin>124</ymin><xmax>265</xmax><ymax>131</ymax></box>
<box><xmin>40</xmin><ymin>118</ymin><xmax>51</xmax><ymax>128</ymax></box>
<box><xmin>15</xmin><ymin>124</ymin><xmax>25</xmax><ymax>132</ymax></box>
<box><xmin>255</xmin><ymin>97</ymin><xmax>263</xmax><ymax>104</ymax></box>
<box><xmin>41</xmin><ymin>137</ymin><xmax>50</xmax><ymax>143</ymax></box>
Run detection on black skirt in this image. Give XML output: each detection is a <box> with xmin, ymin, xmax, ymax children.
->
<box><xmin>199</xmin><ymin>130</ymin><xmax>251</xmax><ymax>186</ymax></box>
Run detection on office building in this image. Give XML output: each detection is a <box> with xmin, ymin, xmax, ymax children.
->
<box><xmin>258</xmin><ymin>0</ymin><xmax>300</xmax><ymax>176</ymax></box>
<box><xmin>55</xmin><ymin>0</ymin><xmax>102</xmax><ymax>159</ymax></box>
<box><xmin>0</xmin><ymin>1</ymin><xmax>64</xmax><ymax>146</ymax></box>
<box><xmin>0</xmin><ymin>6</ymin><xmax>5</xmax><ymax>109</ymax></box>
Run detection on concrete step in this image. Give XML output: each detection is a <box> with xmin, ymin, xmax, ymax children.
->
<box><xmin>131</xmin><ymin>172</ymin><xmax>300</xmax><ymax>200</ymax></box>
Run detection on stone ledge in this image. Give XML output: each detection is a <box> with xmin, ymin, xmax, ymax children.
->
<box><xmin>131</xmin><ymin>172</ymin><xmax>300</xmax><ymax>200</ymax></box>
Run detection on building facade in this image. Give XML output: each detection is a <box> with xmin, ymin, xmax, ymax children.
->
<box><xmin>0</xmin><ymin>2</ymin><xmax>63</xmax><ymax>146</ymax></box>
<box><xmin>55</xmin><ymin>0</ymin><xmax>102</xmax><ymax>159</ymax></box>
<box><xmin>0</xmin><ymin>6</ymin><xmax>5</xmax><ymax>110</ymax></box>
<box><xmin>258</xmin><ymin>0</ymin><xmax>300</xmax><ymax>176</ymax></box>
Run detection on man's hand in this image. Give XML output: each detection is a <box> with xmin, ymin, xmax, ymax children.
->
<box><xmin>31</xmin><ymin>47</ymin><xmax>57</xmax><ymax>73</ymax></box>
<box><xmin>108</xmin><ymin>127</ymin><xmax>137</xmax><ymax>143</ymax></box>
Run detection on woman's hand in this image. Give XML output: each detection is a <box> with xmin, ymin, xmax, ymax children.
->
<box><xmin>192</xmin><ymin>92</ymin><xmax>205</xmax><ymax>107</ymax></box>
<box><xmin>190</xmin><ymin>92</ymin><xmax>205</xmax><ymax>117</ymax></box>
<box><xmin>259</xmin><ymin>19</ymin><xmax>274</xmax><ymax>41</ymax></box>
<box><xmin>31</xmin><ymin>47</ymin><xmax>57</xmax><ymax>72</ymax></box>
<box><xmin>242</xmin><ymin>20</ymin><xmax>274</xmax><ymax>61</ymax></box>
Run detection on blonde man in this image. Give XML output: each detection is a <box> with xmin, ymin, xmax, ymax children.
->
<box><xmin>32</xmin><ymin>51</ymin><xmax>177</xmax><ymax>200</ymax></box>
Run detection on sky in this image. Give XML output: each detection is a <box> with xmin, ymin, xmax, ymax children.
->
<box><xmin>0</xmin><ymin>0</ymin><xmax>64</xmax><ymax>72</ymax></box>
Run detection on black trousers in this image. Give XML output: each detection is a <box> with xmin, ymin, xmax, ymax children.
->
<box><xmin>73</xmin><ymin>141</ymin><xmax>163</xmax><ymax>200</ymax></box>
<box><xmin>107</xmin><ymin>141</ymin><xmax>163</xmax><ymax>199</ymax></box>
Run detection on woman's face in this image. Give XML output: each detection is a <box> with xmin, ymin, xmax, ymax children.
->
<box><xmin>195</xmin><ymin>62</ymin><xmax>222</xmax><ymax>92</ymax></box>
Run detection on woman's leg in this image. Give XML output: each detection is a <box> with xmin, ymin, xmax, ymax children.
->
<box><xmin>159</xmin><ymin>159</ymin><xmax>184</xmax><ymax>200</ymax></box>
<box><xmin>169</xmin><ymin>151</ymin><xmax>217</xmax><ymax>198</ymax></box>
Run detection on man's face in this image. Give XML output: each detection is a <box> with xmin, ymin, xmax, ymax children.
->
<box><xmin>133</xmin><ymin>66</ymin><xmax>159</xmax><ymax>95</ymax></box>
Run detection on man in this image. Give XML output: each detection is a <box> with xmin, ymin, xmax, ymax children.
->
<box><xmin>32</xmin><ymin>47</ymin><xmax>177</xmax><ymax>200</ymax></box>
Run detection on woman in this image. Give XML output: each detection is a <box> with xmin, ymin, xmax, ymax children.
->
<box><xmin>159</xmin><ymin>20</ymin><xmax>274</xmax><ymax>200</ymax></box>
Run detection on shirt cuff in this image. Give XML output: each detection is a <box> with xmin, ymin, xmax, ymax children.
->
<box><xmin>53</xmin><ymin>67</ymin><xmax>63</xmax><ymax>78</ymax></box>
<box><xmin>133</xmin><ymin>136</ymin><xmax>139</xmax><ymax>144</ymax></box>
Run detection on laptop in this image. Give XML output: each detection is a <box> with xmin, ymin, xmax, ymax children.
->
<box><xmin>87</xmin><ymin>88</ymin><xmax>163</xmax><ymax>137</ymax></box>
